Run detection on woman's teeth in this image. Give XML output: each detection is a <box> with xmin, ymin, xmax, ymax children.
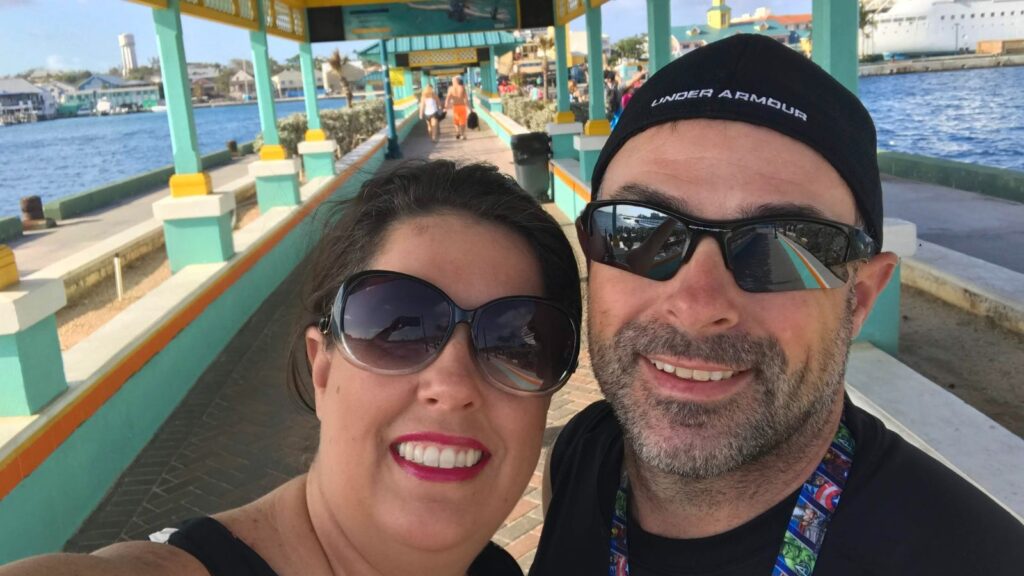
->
<box><xmin>649</xmin><ymin>358</ymin><xmax>735</xmax><ymax>382</ymax></box>
<box><xmin>396</xmin><ymin>442</ymin><xmax>483</xmax><ymax>469</ymax></box>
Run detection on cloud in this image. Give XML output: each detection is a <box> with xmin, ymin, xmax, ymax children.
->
<box><xmin>45</xmin><ymin>54</ymin><xmax>85</xmax><ymax>71</ymax></box>
<box><xmin>0</xmin><ymin>0</ymin><xmax>33</xmax><ymax>6</ymax></box>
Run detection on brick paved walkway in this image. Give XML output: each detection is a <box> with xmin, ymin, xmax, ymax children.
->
<box><xmin>65</xmin><ymin>121</ymin><xmax>603</xmax><ymax>573</ymax></box>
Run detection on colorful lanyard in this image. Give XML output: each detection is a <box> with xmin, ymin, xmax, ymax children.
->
<box><xmin>609</xmin><ymin>421</ymin><xmax>855</xmax><ymax>576</ymax></box>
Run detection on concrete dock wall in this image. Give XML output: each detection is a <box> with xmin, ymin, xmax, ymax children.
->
<box><xmin>877</xmin><ymin>151</ymin><xmax>1024</xmax><ymax>204</ymax></box>
<box><xmin>43</xmin><ymin>149</ymin><xmax>236</xmax><ymax>221</ymax></box>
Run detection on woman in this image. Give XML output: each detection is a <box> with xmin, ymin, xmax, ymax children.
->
<box><xmin>419</xmin><ymin>84</ymin><xmax>443</xmax><ymax>143</ymax></box>
<box><xmin>0</xmin><ymin>161</ymin><xmax>582</xmax><ymax>576</ymax></box>
<box><xmin>445</xmin><ymin>76</ymin><xmax>470</xmax><ymax>140</ymax></box>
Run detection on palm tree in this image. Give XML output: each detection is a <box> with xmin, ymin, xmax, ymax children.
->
<box><xmin>328</xmin><ymin>49</ymin><xmax>355</xmax><ymax>108</ymax></box>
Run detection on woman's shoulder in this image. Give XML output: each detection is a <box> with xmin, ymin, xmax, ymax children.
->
<box><xmin>0</xmin><ymin>541</ymin><xmax>209</xmax><ymax>576</ymax></box>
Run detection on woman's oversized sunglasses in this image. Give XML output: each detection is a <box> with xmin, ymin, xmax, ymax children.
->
<box><xmin>319</xmin><ymin>271</ymin><xmax>580</xmax><ymax>395</ymax></box>
<box><xmin>578</xmin><ymin>200</ymin><xmax>878</xmax><ymax>293</ymax></box>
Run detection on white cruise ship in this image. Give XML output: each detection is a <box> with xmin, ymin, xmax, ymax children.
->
<box><xmin>863</xmin><ymin>0</ymin><xmax>1024</xmax><ymax>56</ymax></box>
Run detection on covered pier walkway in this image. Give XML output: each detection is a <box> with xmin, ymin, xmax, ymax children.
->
<box><xmin>60</xmin><ymin>120</ymin><xmax>590</xmax><ymax>571</ymax></box>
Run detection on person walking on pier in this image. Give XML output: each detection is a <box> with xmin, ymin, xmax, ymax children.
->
<box><xmin>419</xmin><ymin>84</ymin><xmax>444</xmax><ymax>143</ymax></box>
<box><xmin>530</xmin><ymin>34</ymin><xmax>1024</xmax><ymax>576</ymax></box>
<box><xmin>445</xmin><ymin>76</ymin><xmax>470</xmax><ymax>140</ymax></box>
<box><xmin>1</xmin><ymin>161</ymin><xmax>582</xmax><ymax>576</ymax></box>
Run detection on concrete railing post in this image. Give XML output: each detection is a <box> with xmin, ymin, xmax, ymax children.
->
<box><xmin>0</xmin><ymin>246</ymin><xmax>67</xmax><ymax>416</ymax></box>
<box><xmin>248</xmin><ymin>0</ymin><xmax>300</xmax><ymax>209</ymax></box>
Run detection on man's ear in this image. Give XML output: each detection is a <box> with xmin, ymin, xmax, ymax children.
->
<box><xmin>850</xmin><ymin>252</ymin><xmax>899</xmax><ymax>337</ymax></box>
<box><xmin>305</xmin><ymin>326</ymin><xmax>333</xmax><ymax>420</ymax></box>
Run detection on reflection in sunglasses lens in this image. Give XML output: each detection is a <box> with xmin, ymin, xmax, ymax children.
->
<box><xmin>588</xmin><ymin>204</ymin><xmax>852</xmax><ymax>293</ymax></box>
<box><xmin>342</xmin><ymin>277</ymin><xmax>451</xmax><ymax>371</ymax></box>
<box><xmin>475</xmin><ymin>300</ymin><xmax>575</xmax><ymax>392</ymax></box>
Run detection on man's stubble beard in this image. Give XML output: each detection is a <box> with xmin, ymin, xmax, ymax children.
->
<box><xmin>589</xmin><ymin>288</ymin><xmax>856</xmax><ymax>480</ymax></box>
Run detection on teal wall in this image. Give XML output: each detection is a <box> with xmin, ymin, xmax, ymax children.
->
<box><xmin>877</xmin><ymin>151</ymin><xmax>1024</xmax><ymax>204</ymax></box>
<box><xmin>0</xmin><ymin>136</ymin><xmax>399</xmax><ymax>562</ymax></box>
<box><xmin>43</xmin><ymin>149</ymin><xmax>236</xmax><ymax>221</ymax></box>
<box><xmin>553</xmin><ymin>170</ymin><xmax>581</xmax><ymax>222</ymax></box>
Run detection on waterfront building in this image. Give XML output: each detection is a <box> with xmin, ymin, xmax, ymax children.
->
<box><xmin>191</xmin><ymin>77</ymin><xmax>217</xmax><ymax>101</ymax></box>
<box><xmin>0</xmin><ymin>78</ymin><xmax>56</xmax><ymax>123</ymax></box>
<box><xmin>272</xmin><ymin>69</ymin><xmax>306</xmax><ymax>98</ymax></box>
<box><xmin>187</xmin><ymin>63</ymin><xmax>220</xmax><ymax>81</ymax></box>
<box><xmin>321</xmin><ymin>59</ymin><xmax>366</xmax><ymax>96</ymax></box>
<box><xmin>119</xmin><ymin>33</ymin><xmax>138</xmax><ymax>78</ymax></box>
<box><xmin>229</xmin><ymin>69</ymin><xmax>255</xmax><ymax>100</ymax></box>
<box><xmin>670</xmin><ymin>1</ymin><xmax>811</xmax><ymax>57</ymax></box>
<box><xmin>273</xmin><ymin>68</ymin><xmax>328</xmax><ymax>98</ymax></box>
<box><xmin>65</xmin><ymin>77</ymin><xmax>161</xmax><ymax>113</ymax></box>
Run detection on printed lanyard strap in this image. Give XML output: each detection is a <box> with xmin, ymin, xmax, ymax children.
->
<box><xmin>609</xmin><ymin>420</ymin><xmax>856</xmax><ymax>576</ymax></box>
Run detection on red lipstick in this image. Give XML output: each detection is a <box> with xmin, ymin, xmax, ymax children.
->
<box><xmin>391</xmin><ymin>432</ymin><xmax>490</xmax><ymax>483</ymax></box>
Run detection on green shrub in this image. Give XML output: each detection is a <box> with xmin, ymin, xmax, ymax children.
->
<box><xmin>500</xmin><ymin>95</ymin><xmax>589</xmax><ymax>131</ymax></box>
<box><xmin>254</xmin><ymin>100</ymin><xmax>386</xmax><ymax>157</ymax></box>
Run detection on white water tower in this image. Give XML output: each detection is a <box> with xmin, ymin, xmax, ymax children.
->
<box><xmin>119</xmin><ymin>33</ymin><xmax>137</xmax><ymax>78</ymax></box>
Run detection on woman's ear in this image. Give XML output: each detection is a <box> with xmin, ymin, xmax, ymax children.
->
<box><xmin>850</xmin><ymin>252</ymin><xmax>898</xmax><ymax>338</ymax></box>
<box><xmin>306</xmin><ymin>325</ymin><xmax>333</xmax><ymax>420</ymax></box>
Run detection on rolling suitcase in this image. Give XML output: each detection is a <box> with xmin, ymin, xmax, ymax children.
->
<box><xmin>467</xmin><ymin>111</ymin><xmax>479</xmax><ymax>130</ymax></box>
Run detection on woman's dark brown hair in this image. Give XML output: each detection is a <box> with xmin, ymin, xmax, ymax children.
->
<box><xmin>288</xmin><ymin>159</ymin><xmax>582</xmax><ymax>410</ymax></box>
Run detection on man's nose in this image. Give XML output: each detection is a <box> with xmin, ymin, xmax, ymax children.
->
<box><xmin>416</xmin><ymin>325</ymin><xmax>484</xmax><ymax>411</ymax></box>
<box><xmin>659</xmin><ymin>236</ymin><xmax>742</xmax><ymax>335</ymax></box>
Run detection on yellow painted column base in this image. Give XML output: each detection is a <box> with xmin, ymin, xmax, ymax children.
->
<box><xmin>554</xmin><ymin>111</ymin><xmax>576</xmax><ymax>124</ymax></box>
<box><xmin>0</xmin><ymin>245</ymin><xmax>18</xmax><ymax>290</ymax></box>
<box><xmin>260</xmin><ymin>144</ymin><xmax>288</xmax><ymax>161</ymax></box>
<box><xmin>304</xmin><ymin>129</ymin><xmax>327</xmax><ymax>142</ymax></box>
<box><xmin>169</xmin><ymin>172</ymin><xmax>213</xmax><ymax>198</ymax></box>
<box><xmin>584</xmin><ymin>119</ymin><xmax>611</xmax><ymax>136</ymax></box>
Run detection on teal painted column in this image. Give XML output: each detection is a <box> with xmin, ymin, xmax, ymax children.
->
<box><xmin>585</xmin><ymin>2</ymin><xmax>608</xmax><ymax>133</ymax></box>
<box><xmin>811</xmin><ymin>0</ymin><xmax>859</xmax><ymax>94</ymax></box>
<box><xmin>647</xmin><ymin>0</ymin><xmax>671</xmax><ymax>74</ymax></box>
<box><xmin>247</xmin><ymin>0</ymin><xmax>299</xmax><ymax>208</ymax></box>
<box><xmin>250</xmin><ymin>14</ymin><xmax>283</xmax><ymax>156</ymax></box>
<box><xmin>0</xmin><ymin>263</ymin><xmax>67</xmax><ymax>416</ymax></box>
<box><xmin>152</xmin><ymin>0</ymin><xmax>202</xmax><ymax>176</ymax></box>
<box><xmin>381</xmin><ymin>39</ymin><xmax>402</xmax><ymax>159</ymax></box>
<box><xmin>548</xmin><ymin>22</ymin><xmax>581</xmax><ymax>161</ymax></box>
<box><xmin>578</xmin><ymin>0</ymin><xmax>610</xmax><ymax>182</ymax></box>
<box><xmin>554</xmin><ymin>23</ymin><xmax>572</xmax><ymax>121</ymax></box>
<box><xmin>484</xmin><ymin>50</ymin><xmax>498</xmax><ymax>94</ymax></box>
<box><xmin>299</xmin><ymin>41</ymin><xmax>321</xmax><ymax>132</ymax></box>
<box><xmin>298</xmin><ymin>40</ymin><xmax>337</xmax><ymax>179</ymax></box>
<box><xmin>151</xmin><ymin>0</ymin><xmax>232</xmax><ymax>270</ymax></box>
<box><xmin>402</xmin><ymin>68</ymin><xmax>415</xmax><ymax>101</ymax></box>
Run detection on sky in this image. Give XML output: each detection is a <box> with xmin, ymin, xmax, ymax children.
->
<box><xmin>0</xmin><ymin>0</ymin><xmax>811</xmax><ymax>77</ymax></box>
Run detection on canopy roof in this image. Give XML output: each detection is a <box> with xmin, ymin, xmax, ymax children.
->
<box><xmin>358</xmin><ymin>31</ymin><xmax>522</xmax><ymax>67</ymax></box>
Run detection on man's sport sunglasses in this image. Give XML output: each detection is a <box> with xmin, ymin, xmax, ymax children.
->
<box><xmin>577</xmin><ymin>200</ymin><xmax>878</xmax><ymax>293</ymax></box>
<box><xmin>319</xmin><ymin>271</ymin><xmax>580</xmax><ymax>396</ymax></box>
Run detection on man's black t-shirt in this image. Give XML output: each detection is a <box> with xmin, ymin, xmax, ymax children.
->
<box><xmin>529</xmin><ymin>400</ymin><xmax>1024</xmax><ymax>575</ymax></box>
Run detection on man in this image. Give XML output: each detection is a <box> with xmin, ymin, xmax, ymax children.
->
<box><xmin>530</xmin><ymin>34</ymin><xmax>1023</xmax><ymax>576</ymax></box>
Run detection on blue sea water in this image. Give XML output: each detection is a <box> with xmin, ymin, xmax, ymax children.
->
<box><xmin>0</xmin><ymin>98</ymin><xmax>350</xmax><ymax>217</ymax></box>
<box><xmin>1</xmin><ymin>66</ymin><xmax>1022</xmax><ymax>218</ymax></box>
<box><xmin>859</xmin><ymin>66</ymin><xmax>1024</xmax><ymax>174</ymax></box>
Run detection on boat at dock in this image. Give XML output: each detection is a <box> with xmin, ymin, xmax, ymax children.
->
<box><xmin>864</xmin><ymin>0</ymin><xmax>1024</xmax><ymax>57</ymax></box>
